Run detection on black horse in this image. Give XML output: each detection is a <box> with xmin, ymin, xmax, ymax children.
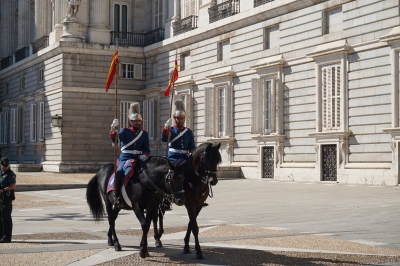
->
<box><xmin>86</xmin><ymin>157</ymin><xmax>186</xmax><ymax>258</ymax></box>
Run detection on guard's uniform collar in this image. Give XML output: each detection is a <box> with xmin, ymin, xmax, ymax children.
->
<box><xmin>173</xmin><ymin>124</ymin><xmax>185</xmax><ymax>130</ymax></box>
<box><xmin>130</xmin><ymin>127</ymin><xmax>141</xmax><ymax>133</ymax></box>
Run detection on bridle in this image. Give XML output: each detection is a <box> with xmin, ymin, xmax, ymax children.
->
<box><xmin>187</xmin><ymin>149</ymin><xmax>218</xmax><ymax>198</ymax></box>
<box><xmin>140</xmin><ymin>168</ymin><xmax>185</xmax><ymax>204</ymax></box>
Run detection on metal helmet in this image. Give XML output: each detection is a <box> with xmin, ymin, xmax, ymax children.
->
<box><xmin>0</xmin><ymin>157</ymin><xmax>9</xmax><ymax>168</ymax></box>
<box><xmin>128</xmin><ymin>102</ymin><xmax>142</xmax><ymax>121</ymax></box>
<box><xmin>174</xmin><ymin>100</ymin><xmax>186</xmax><ymax>117</ymax></box>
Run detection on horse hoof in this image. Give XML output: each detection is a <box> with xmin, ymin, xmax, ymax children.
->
<box><xmin>183</xmin><ymin>247</ymin><xmax>191</xmax><ymax>254</ymax></box>
<box><xmin>139</xmin><ymin>250</ymin><xmax>148</xmax><ymax>258</ymax></box>
<box><xmin>196</xmin><ymin>253</ymin><xmax>205</xmax><ymax>260</ymax></box>
<box><xmin>107</xmin><ymin>239</ymin><xmax>114</xmax><ymax>246</ymax></box>
<box><xmin>155</xmin><ymin>240</ymin><xmax>162</xmax><ymax>248</ymax></box>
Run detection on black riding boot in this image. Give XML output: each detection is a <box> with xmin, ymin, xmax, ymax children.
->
<box><xmin>113</xmin><ymin>178</ymin><xmax>123</xmax><ymax>210</ymax></box>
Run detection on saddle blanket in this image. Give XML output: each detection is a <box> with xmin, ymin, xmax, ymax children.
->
<box><xmin>106</xmin><ymin>159</ymin><xmax>135</xmax><ymax>194</ymax></box>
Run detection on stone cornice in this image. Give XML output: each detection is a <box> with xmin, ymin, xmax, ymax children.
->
<box><xmin>250</xmin><ymin>54</ymin><xmax>285</xmax><ymax>70</ymax></box>
<box><xmin>378</xmin><ymin>26</ymin><xmax>400</xmax><ymax>44</ymax></box>
<box><xmin>174</xmin><ymin>75</ymin><xmax>194</xmax><ymax>87</ymax></box>
<box><xmin>205</xmin><ymin>66</ymin><xmax>235</xmax><ymax>81</ymax></box>
<box><xmin>306</xmin><ymin>39</ymin><xmax>351</xmax><ymax>59</ymax></box>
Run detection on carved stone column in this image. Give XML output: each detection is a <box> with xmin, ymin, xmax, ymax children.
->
<box><xmin>34</xmin><ymin>0</ymin><xmax>52</xmax><ymax>40</ymax></box>
<box><xmin>88</xmin><ymin>0</ymin><xmax>110</xmax><ymax>44</ymax></box>
<box><xmin>49</xmin><ymin>0</ymin><xmax>68</xmax><ymax>44</ymax></box>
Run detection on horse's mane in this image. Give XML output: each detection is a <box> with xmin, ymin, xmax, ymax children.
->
<box><xmin>194</xmin><ymin>142</ymin><xmax>222</xmax><ymax>165</ymax></box>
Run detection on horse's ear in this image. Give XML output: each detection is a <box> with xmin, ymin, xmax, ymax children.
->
<box><xmin>206</xmin><ymin>143</ymin><xmax>213</xmax><ymax>152</ymax></box>
<box><xmin>215</xmin><ymin>143</ymin><xmax>221</xmax><ymax>149</ymax></box>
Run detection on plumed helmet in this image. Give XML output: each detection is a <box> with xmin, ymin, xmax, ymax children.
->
<box><xmin>174</xmin><ymin>100</ymin><xmax>186</xmax><ymax>117</ymax></box>
<box><xmin>129</xmin><ymin>102</ymin><xmax>142</xmax><ymax>121</ymax></box>
<box><xmin>0</xmin><ymin>157</ymin><xmax>9</xmax><ymax>167</ymax></box>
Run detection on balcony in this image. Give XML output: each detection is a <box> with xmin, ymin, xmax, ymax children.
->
<box><xmin>209</xmin><ymin>0</ymin><xmax>240</xmax><ymax>24</ymax></box>
<box><xmin>254</xmin><ymin>0</ymin><xmax>275</xmax><ymax>7</ymax></box>
<box><xmin>15</xmin><ymin>47</ymin><xmax>30</xmax><ymax>63</ymax></box>
<box><xmin>0</xmin><ymin>56</ymin><xmax>13</xmax><ymax>71</ymax></box>
<box><xmin>32</xmin><ymin>36</ymin><xmax>49</xmax><ymax>54</ymax></box>
<box><xmin>172</xmin><ymin>15</ymin><xmax>198</xmax><ymax>36</ymax></box>
<box><xmin>110</xmin><ymin>28</ymin><xmax>165</xmax><ymax>47</ymax></box>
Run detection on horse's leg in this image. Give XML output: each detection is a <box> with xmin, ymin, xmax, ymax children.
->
<box><xmin>191</xmin><ymin>215</ymin><xmax>204</xmax><ymax>259</ymax></box>
<box><xmin>106</xmin><ymin>202</ymin><xmax>121</xmax><ymax>251</ymax></box>
<box><xmin>183</xmin><ymin>220</ymin><xmax>192</xmax><ymax>254</ymax></box>
<box><xmin>152</xmin><ymin>208</ymin><xmax>163</xmax><ymax>247</ymax></box>
<box><xmin>139</xmin><ymin>209</ymin><xmax>156</xmax><ymax>258</ymax></box>
<box><xmin>132</xmin><ymin>202</ymin><xmax>146</xmax><ymax>226</ymax></box>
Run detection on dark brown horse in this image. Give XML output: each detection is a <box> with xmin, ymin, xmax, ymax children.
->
<box><xmin>86</xmin><ymin>157</ymin><xmax>186</xmax><ymax>258</ymax></box>
<box><xmin>182</xmin><ymin>142</ymin><xmax>222</xmax><ymax>259</ymax></box>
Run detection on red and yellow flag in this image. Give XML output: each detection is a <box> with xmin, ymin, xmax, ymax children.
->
<box><xmin>105</xmin><ymin>51</ymin><xmax>119</xmax><ymax>92</ymax></box>
<box><xmin>164</xmin><ymin>60</ymin><xmax>179</xmax><ymax>97</ymax></box>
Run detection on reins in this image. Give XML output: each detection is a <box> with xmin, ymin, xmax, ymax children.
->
<box><xmin>186</xmin><ymin>152</ymin><xmax>216</xmax><ymax>198</ymax></box>
<box><xmin>139</xmin><ymin>168</ymin><xmax>184</xmax><ymax>204</ymax></box>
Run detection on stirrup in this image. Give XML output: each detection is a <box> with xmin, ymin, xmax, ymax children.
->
<box><xmin>113</xmin><ymin>198</ymin><xmax>124</xmax><ymax>210</ymax></box>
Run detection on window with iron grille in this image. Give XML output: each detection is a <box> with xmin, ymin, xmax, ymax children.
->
<box><xmin>322</xmin><ymin>65</ymin><xmax>341</xmax><ymax>131</ymax></box>
<box><xmin>119</xmin><ymin>101</ymin><xmax>133</xmax><ymax>128</ymax></box>
<box><xmin>323</xmin><ymin>7</ymin><xmax>342</xmax><ymax>35</ymax></box>
<box><xmin>143</xmin><ymin>99</ymin><xmax>156</xmax><ymax>140</ymax></box>
<box><xmin>121</xmin><ymin>63</ymin><xmax>134</xmax><ymax>79</ymax></box>
<box><xmin>154</xmin><ymin>0</ymin><xmax>163</xmax><ymax>29</ymax></box>
<box><xmin>30</xmin><ymin>104</ymin><xmax>37</xmax><ymax>142</ymax></box>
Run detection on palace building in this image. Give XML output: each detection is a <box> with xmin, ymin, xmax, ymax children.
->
<box><xmin>0</xmin><ymin>0</ymin><xmax>400</xmax><ymax>185</ymax></box>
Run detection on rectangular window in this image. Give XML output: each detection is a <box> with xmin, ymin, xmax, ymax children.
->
<box><xmin>181</xmin><ymin>53</ymin><xmax>191</xmax><ymax>71</ymax></box>
<box><xmin>218</xmin><ymin>40</ymin><xmax>230</xmax><ymax>61</ymax></box>
<box><xmin>154</xmin><ymin>0</ymin><xmax>163</xmax><ymax>29</ymax></box>
<box><xmin>264</xmin><ymin>79</ymin><xmax>273</xmax><ymax>135</ymax></box>
<box><xmin>114</xmin><ymin>4</ymin><xmax>128</xmax><ymax>33</ymax></box>
<box><xmin>324</xmin><ymin>7</ymin><xmax>342</xmax><ymax>34</ymax></box>
<box><xmin>20</xmin><ymin>76</ymin><xmax>25</xmax><ymax>90</ymax></box>
<box><xmin>18</xmin><ymin>106</ymin><xmax>23</xmax><ymax>143</ymax></box>
<box><xmin>121</xmin><ymin>63</ymin><xmax>134</xmax><ymax>79</ymax></box>
<box><xmin>3</xmin><ymin>111</ymin><xmax>8</xmax><ymax>144</ymax></box>
<box><xmin>10</xmin><ymin>109</ymin><xmax>17</xmax><ymax>143</ymax></box>
<box><xmin>218</xmin><ymin>86</ymin><xmax>226</xmax><ymax>137</ymax></box>
<box><xmin>120</xmin><ymin>101</ymin><xmax>133</xmax><ymax>128</ymax></box>
<box><xmin>264</xmin><ymin>25</ymin><xmax>279</xmax><ymax>49</ymax></box>
<box><xmin>143</xmin><ymin>99</ymin><xmax>156</xmax><ymax>140</ymax></box>
<box><xmin>39</xmin><ymin>102</ymin><xmax>45</xmax><ymax>141</ymax></box>
<box><xmin>30</xmin><ymin>104</ymin><xmax>37</xmax><ymax>142</ymax></box>
<box><xmin>322</xmin><ymin>65</ymin><xmax>341</xmax><ymax>131</ymax></box>
<box><xmin>38</xmin><ymin>68</ymin><xmax>44</xmax><ymax>83</ymax></box>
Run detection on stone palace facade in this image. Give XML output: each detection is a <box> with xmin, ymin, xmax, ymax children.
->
<box><xmin>0</xmin><ymin>0</ymin><xmax>400</xmax><ymax>185</ymax></box>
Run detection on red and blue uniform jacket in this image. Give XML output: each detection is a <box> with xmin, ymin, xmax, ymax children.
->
<box><xmin>162</xmin><ymin>125</ymin><xmax>195</xmax><ymax>163</ymax></box>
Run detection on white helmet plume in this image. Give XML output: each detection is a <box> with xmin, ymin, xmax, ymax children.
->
<box><xmin>129</xmin><ymin>102</ymin><xmax>142</xmax><ymax>121</ymax></box>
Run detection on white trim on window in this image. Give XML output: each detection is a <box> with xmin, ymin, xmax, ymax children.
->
<box><xmin>10</xmin><ymin>109</ymin><xmax>17</xmax><ymax>143</ymax></box>
<box><xmin>154</xmin><ymin>0</ymin><xmax>163</xmax><ymax>29</ymax></box>
<box><xmin>38</xmin><ymin>68</ymin><xmax>44</xmax><ymax>83</ymax></box>
<box><xmin>30</xmin><ymin>104</ymin><xmax>37</xmax><ymax>142</ymax></box>
<box><xmin>143</xmin><ymin>99</ymin><xmax>156</xmax><ymax>140</ymax></box>
<box><xmin>3</xmin><ymin>111</ymin><xmax>8</xmax><ymax>144</ymax></box>
<box><xmin>322</xmin><ymin>64</ymin><xmax>341</xmax><ymax>131</ymax></box>
<box><xmin>120</xmin><ymin>63</ymin><xmax>134</xmax><ymax>79</ymax></box>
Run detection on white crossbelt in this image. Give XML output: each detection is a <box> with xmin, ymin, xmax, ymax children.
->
<box><xmin>169</xmin><ymin>148</ymin><xmax>189</xmax><ymax>154</ymax></box>
<box><xmin>121</xmin><ymin>131</ymin><xmax>143</xmax><ymax>151</ymax></box>
<box><xmin>121</xmin><ymin>150</ymin><xmax>143</xmax><ymax>154</ymax></box>
<box><xmin>169</xmin><ymin>128</ymin><xmax>188</xmax><ymax>147</ymax></box>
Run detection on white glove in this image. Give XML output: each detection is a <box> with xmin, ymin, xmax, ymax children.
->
<box><xmin>111</xmin><ymin>119</ymin><xmax>119</xmax><ymax>127</ymax></box>
<box><xmin>139</xmin><ymin>155</ymin><xmax>148</xmax><ymax>161</ymax></box>
<box><xmin>165</xmin><ymin>118</ymin><xmax>172</xmax><ymax>127</ymax></box>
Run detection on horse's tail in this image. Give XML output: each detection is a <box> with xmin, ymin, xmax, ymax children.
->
<box><xmin>86</xmin><ymin>173</ymin><xmax>105</xmax><ymax>222</ymax></box>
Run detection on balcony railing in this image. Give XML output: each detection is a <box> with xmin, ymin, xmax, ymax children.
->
<box><xmin>15</xmin><ymin>47</ymin><xmax>30</xmax><ymax>63</ymax></box>
<box><xmin>209</xmin><ymin>0</ymin><xmax>240</xmax><ymax>24</ymax></box>
<box><xmin>110</xmin><ymin>28</ymin><xmax>165</xmax><ymax>47</ymax></box>
<box><xmin>172</xmin><ymin>15</ymin><xmax>198</xmax><ymax>36</ymax></box>
<box><xmin>32</xmin><ymin>36</ymin><xmax>49</xmax><ymax>54</ymax></box>
<box><xmin>0</xmin><ymin>56</ymin><xmax>13</xmax><ymax>71</ymax></box>
<box><xmin>254</xmin><ymin>0</ymin><xmax>275</xmax><ymax>7</ymax></box>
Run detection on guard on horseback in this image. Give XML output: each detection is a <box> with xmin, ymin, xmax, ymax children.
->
<box><xmin>162</xmin><ymin>100</ymin><xmax>195</xmax><ymax>209</ymax></box>
<box><xmin>110</xmin><ymin>102</ymin><xmax>150</xmax><ymax>209</ymax></box>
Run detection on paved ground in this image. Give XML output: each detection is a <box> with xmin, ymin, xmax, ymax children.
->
<box><xmin>3</xmin><ymin>172</ymin><xmax>400</xmax><ymax>265</ymax></box>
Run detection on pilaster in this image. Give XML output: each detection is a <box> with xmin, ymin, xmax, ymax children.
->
<box><xmin>35</xmin><ymin>0</ymin><xmax>52</xmax><ymax>40</ymax></box>
<box><xmin>18</xmin><ymin>0</ymin><xmax>31</xmax><ymax>49</ymax></box>
<box><xmin>88</xmin><ymin>0</ymin><xmax>110</xmax><ymax>44</ymax></box>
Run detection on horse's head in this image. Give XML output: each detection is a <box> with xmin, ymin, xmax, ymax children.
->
<box><xmin>198</xmin><ymin>142</ymin><xmax>222</xmax><ymax>186</ymax></box>
<box><xmin>165</xmin><ymin>160</ymin><xmax>186</xmax><ymax>206</ymax></box>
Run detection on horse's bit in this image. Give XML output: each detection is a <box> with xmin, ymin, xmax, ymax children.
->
<box><xmin>188</xmin><ymin>150</ymin><xmax>218</xmax><ymax>198</ymax></box>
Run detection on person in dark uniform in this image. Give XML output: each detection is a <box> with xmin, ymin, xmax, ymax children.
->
<box><xmin>161</xmin><ymin>100</ymin><xmax>196</xmax><ymax>210</ymax></box>
<box><xmin>110</xmin><ymin>102</ymin><xmax>150</xmax><ymax>209</ymax></box>
<box><xmin>0</xmin><ymin>157</ymin><xmax>16</xmax><ymax>243</ymax></box>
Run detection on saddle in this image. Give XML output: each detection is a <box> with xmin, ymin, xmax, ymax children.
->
<box><xmin>106</xmin><ymin>160</ymin><xmax>142</xmax><ymax>195</ymax></box>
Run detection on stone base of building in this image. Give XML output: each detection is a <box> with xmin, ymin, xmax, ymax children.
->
<box><xmin>42</xmin><ymin>161</ymin><xmax>107</xmax><ymax>173</ymax></box>
<box><xmin>11</xmin><ymin>164</ymin><xmax>43</xmax><ymax>172</ymax></box>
